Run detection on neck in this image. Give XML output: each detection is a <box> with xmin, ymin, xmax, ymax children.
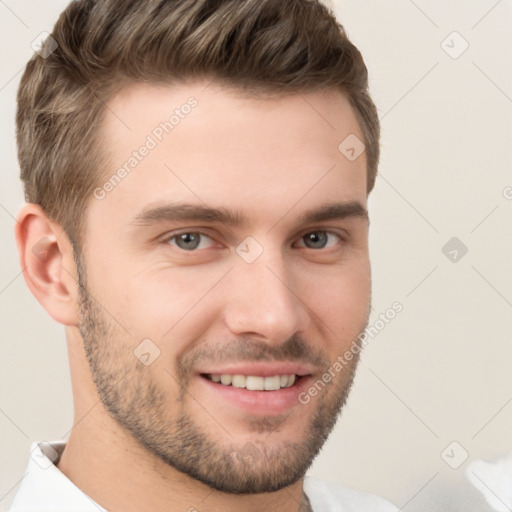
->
<box><xmin>57</xmin><ymin>424</ymin><xmax>308</xmax><ymax>512</ymax></box>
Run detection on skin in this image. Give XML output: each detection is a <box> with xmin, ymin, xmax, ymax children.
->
<box><xmin>15</xmin><ymin>81</ymin><xmax>371</xmax><ymax>512</ymax></box>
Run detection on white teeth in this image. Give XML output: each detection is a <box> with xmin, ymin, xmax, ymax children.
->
<box><xmin>232</xmin><ymin>375</ymin><xmax>246</xmax><ymax>388</ymax></box>
<box><xmin>246</xmin><ymin>376</ymin><xmax>265</xmax><ymax>390</ymax></box>
<box><xmin>264</xmin><ymin>375</ymin><xmax>281</xmax><ymax>391</ymax></box>
<box><xmin>208</xmin><ymin>373</ymin><xmax>298</xmax><ymax>390</ymax></box>
<box><xmin>220</xmin><ymin>374</ymin><xmax>232</xmax><ymax>385</ymax></box>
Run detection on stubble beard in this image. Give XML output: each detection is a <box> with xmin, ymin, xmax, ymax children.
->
<box><xmin>75</xmin><ymin>255</ymin><xmax>364</xmax><ymax>494</ymax></box>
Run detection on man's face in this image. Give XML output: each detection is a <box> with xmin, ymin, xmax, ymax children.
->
<box><xmin>77</xmin><ymin>82</ymin><xmax>371</xmax><ymax>493</ymax></box>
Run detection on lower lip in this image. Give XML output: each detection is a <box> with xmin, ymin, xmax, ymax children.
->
<box><xmin>197</xmin><ymin>375</ymin><xmax>312</xmax><ymax>415</ymax></box>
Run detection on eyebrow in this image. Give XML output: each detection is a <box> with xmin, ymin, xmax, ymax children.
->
<box><xmin>129</xmin><ymin>201</ymin><xmax>368</xmax><ymax>228</ymax></box>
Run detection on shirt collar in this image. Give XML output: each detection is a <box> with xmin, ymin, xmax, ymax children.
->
<box><xmin>8</xmin><ymin>440</ymin><xmax>106</xmax><ymax>512</ymax></box>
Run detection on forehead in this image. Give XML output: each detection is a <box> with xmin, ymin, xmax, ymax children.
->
<box><xmin>92</xmin><ymin>81</ymin><xmax>367</xmax><ymax>231</ymax></box>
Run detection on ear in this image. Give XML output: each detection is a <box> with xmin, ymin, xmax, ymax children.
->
<box><xmin>15</xmin><ymin>203</ymin><xmax>80</xmax><ymax>326</ymax></box>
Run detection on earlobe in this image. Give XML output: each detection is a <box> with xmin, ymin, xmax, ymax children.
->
<box><xmin>15</xmin><ymin>203</ymin><xmax>80</xmax><ymax>326</ymax></box>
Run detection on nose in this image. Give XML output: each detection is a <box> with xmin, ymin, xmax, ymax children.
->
<box><xmin>222</xmin><ymin>250</ymin><xmax>310</xmax><ymax>344</ymax></box>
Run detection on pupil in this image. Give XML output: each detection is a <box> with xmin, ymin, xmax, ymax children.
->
<box><xmin>178</xmin><ymin>233</ymin><xmax>199</xmax><ymax>250</ymax></box>
<box><xmin>305</xmin><ymin>231</ymin><xmax>327</xmax><ymax>248</ymax></box>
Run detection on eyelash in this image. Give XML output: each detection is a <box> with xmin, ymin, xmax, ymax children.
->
<box><xmin>163</xmin><ymin>229</ymin><xmax>346</xmax><ymax>252</ymax></box>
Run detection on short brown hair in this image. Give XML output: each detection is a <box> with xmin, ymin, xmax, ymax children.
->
<box><xmin>17</xmin><ymin>0</ymin><xmax>380</xmax><ymax>250</ymax></box>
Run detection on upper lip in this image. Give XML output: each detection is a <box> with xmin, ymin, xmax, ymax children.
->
<box><xmin>197</xmin><ymin>362</ymin><xmax>314</xmax><ymax>377</ymax></box>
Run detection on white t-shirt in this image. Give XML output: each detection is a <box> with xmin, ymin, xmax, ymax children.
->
<box><xmin>7</xmin><ymin>441</ymin><xmax>399</xmax><ymax>512</ymax></box>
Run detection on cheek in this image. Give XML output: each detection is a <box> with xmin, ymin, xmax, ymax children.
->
<box><xmin>304</xmin><ymin>261</ymin><xmax>371</xmax><ymax>341</ymax></box>
<box><xmin>110</xmin><ymin>265</ymin><xmax>227</xmax><ymax>344</ymax></box>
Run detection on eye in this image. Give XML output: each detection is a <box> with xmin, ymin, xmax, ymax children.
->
<box><xmin>296</xmin><ymin>231</ymin><xmax>342</xmax><ymax>249</ymax></box>
<box><xmin>166</xmin><ymin>232</ymin><xmax>215</xmax><ymax>251</ymax></box>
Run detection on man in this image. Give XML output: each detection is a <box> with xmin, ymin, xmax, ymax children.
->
<box><xmin>10</xmin><ymin>0</ymin><xmax>398</xmax><ymax>510</ymax></box>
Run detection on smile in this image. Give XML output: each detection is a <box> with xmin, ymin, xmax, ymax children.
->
<box><xmin>203</xmin><ymin>374</ymin><xmax>297</xmax><ymax>390</ymax></box>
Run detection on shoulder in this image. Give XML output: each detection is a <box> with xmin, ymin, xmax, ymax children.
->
<box><xmin>304</xmin><ymin>475</ymin><xmax>399</xmax><ymax>512</ymax></box>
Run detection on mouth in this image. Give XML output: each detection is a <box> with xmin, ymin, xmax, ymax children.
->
<box><xmin>201</xmin><ymin>373</ymin><xmax>304</xmax><ymax>390</ymax></box>
<box><xmin>196</xmin><ymin>365</ymin><xmax>314</xmax><ymax>415</ymax></box>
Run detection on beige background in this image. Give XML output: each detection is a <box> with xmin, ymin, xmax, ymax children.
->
<box><xmin>1</xmin><ymin>1</ymin><xmax>511</xmax><ymax>510</ymax></box>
